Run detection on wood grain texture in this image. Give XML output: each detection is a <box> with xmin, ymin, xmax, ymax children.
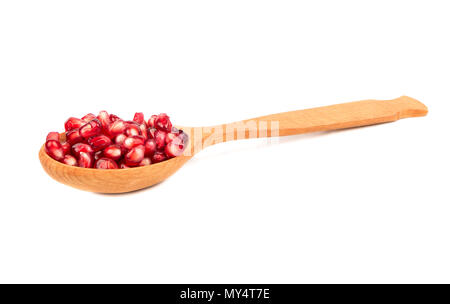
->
<box><xmin>201</xmin><ymin>96</ymin><xmax>428</xmax><ymax>145</ymax></box>
<box><xmin>39</xmin><ymin>96</ymin><xmax>427</xmax><ymax>193</ymax></box>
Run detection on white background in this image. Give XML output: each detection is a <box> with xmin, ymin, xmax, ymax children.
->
<box><xmin>0</xmin><ymin>0</ymin><xmax>449</xmax><ymax>283</ymax></box>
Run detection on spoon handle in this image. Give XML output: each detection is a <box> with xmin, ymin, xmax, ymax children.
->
<box><xmin>228</xmin><ymin>95</ymin><xmax>426</xmax><ymax>135</ymax></box>
<box><xmin>196</xmin><ymin>96</ymin><xmax>427</xmax><ymax>149</ymax></box>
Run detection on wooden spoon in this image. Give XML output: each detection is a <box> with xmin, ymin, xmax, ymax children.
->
<box><xmin>39</xmin><ymin>96</ymin><xmax>427</xmax><ymax>193</ymax></box>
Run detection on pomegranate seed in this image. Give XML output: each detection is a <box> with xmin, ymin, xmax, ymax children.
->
<box><xmin>165</xmin><ymin>140</ymin><xmax>186</xmax><ymax>158</ymax></box>
<box><xmin>123</xmin><ymin>135</ymin><xmax>145</xmax><ymax>150</ymax></box>
<box><xmin>103</xmin><ymin>145</ymin><xmax>122</xmax><ymax>161</ymax></box>
<box><xmin>151</xmin><ymin>151</ymin><xmax>167</xmax><ymax>163</ymax></box>
<box><xmin>154</xmin><ymin>130</ymin><xmax>167</xmax><ymax>150</ymax></box>
<box><xmin>125</xmin><ymin>145</ymin><xmax>145</xmax><ymax>166</ymax></box>
<box><xmin>62</xmin><ymin>155</ymin><xmax>77</xmax><ymax>166</ymax></box>
<box><xmin>61</xmin><ymin>142</ymin><xmax>71</xmax><ymax>155</ymax></box>
<box><xmin>72</xmin><ymin>143</ymin><xmax>94</xmax><ymax>157</ymax></box>
<box><xmin>79</xmin><ymin>119</ymin><xmax>102</xmax><ymax>138</ymax></box>
<box><xmin>139</xmin><ymin>157</ymin><xmax>151</xmax><ymax>166</ymax></box>
<box><xmin>66</xmin><ymin>129</ymin><xmax>83</xmax><ymax>145</ymax></box>
<box><xmin>144</xmin><ymin>139</ymin><xmax>156</xmax><ymax>156</ymax></box>
<box><xmin>115</xmin><ymin>133</ymin><xmax>127</xmax><ymax>146</ymax></box>
<box><xmin>172</xmin><ymin>130</ymin><xmax>189</xmax><ymax>147</ymax></box>
<box><xmin>178</xmin><ymin>130</ymin><xmax>189</xmax><ymax>145</ymax></box>
<box><xmin>139</xmin><ymin>124</ymin><xmax>148</xmax><ymax>140</ymax></box>
<box><xmin>46</xmin><ymin>132</ymin><xmax>60</xmax><ymax>142</ymax></box>
<box><xmin>46</xmin><ymin>110</ymin><xmax>187</xmax><ymax>169</ymax></box>
<box><xmin>148</xmin><ymin>115</ymin><xmax>157</xmax><ymax>128</ymax></box>
<box><xmin>110</xmin><ymin>114</ymin><xmax>122</xmax><ymax>122</ymax></box>
<box><xmin>108</xmin><ymin>120</ymin><xmax>127</xmax><ymax>137</ymax></box>
<box><xmin>64</xmin><ymin>117</ymin><xmax>84</xmax><ymax>131</ymax></box>
<box><xmin>88</xmin><ymin>135</ymin><xmax>112</xmax><ymax>152</ymax></box>
<box><xmin>95</xmin><ymin>158</ymin><xmax>119</xmax><ymax>169</ymax></box>
<box><xmin>165</xmin><ymin>132</ymin><xmax>178</xmax><ymax>144</ymax></box>
<box><xmin>97</xmin><ymin>110</ymin><xmax>111</xmax><ymax>132</ymax></box>
<box><xmin>166</xmin><ymin>131</ymin><xmax>188</xmax><ymax>158</ymax></box>
<box><xmin>125</xmin><ymin>123</ymin><xmax>141</xmax><ymax>137</ymax></box>
<box><xmin>78</xmin><ymin>151</ymin><xmax>93</xmax><ymax>168</ymax></box>
<box><xmin>82</xmin><ymin>113</ymin><xmax>97</xmax><ymax>122</ymax></box>
<box><xmin>133</xmin><ymin>112</ymin><xmax>145</xmax><ymax>125</ymax></box>
<box><xmin>45</xmin><ymin>140</ymin><xmax>65</xmax><ymax>161</ymax></box>
<box><xmin>147</xmin><ymin>127</ymin><xmax>157</xmax><ymax>139</ymax></box>
<box><xmin>154</xmin><ymin>113</ymin><xmax>172</xmax><ymax>132</ymax></box>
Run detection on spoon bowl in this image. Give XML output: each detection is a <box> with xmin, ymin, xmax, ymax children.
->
<box><xmin>39</xmin><ymin>96</ymin><xmax>428</xmax><ymax>193</ymax></box>
<box><xmin>39</xmin><ymin>145</ymin><xmax>193</xmax><ymax>193</ymax></box>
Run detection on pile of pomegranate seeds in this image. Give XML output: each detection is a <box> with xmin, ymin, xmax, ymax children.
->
<box><xmin>44</xmin><ymin>112</ymin><xmax>188</xmax><ymax>169</ymax></box>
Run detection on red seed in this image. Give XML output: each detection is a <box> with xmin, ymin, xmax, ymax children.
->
<box><xmin>45</xmin><ymin>140</ymin><xmax>65</xmax><ymax>161</ymax></box>
<box><xmin>133</xmin><ymin>112</ymin><xmax>145</xmax><ymax>125</ymax></box>
<box><xmin>125</xmin><ymin>123</ymin><xmax>141</xmax><ymax>137</ymax></box>
<box><xmin>103</xmin><ymin>145</ymin><xmax>122</xmax><ymax>161</ymax></box>
<box><xmin>64</xmin><ymin>117</ymin><xmax>84</xmax><ymax>131</ymax></box>
<box><xmin>95</xmin><ymin>158</ymin><xmax>119</xmax><ymax>169</ymax></box>
<box><xmin>108</xmin><ymin>120</ymin><xmax>127</xmax><ymax>137</ymax></box>
<box><xmin>97</xmin><ymin>110</ymin><xmax>111</xmax><ymax>132</ymax></box>
<box><xmin>172</xmin><ymin>130</ymin><xmax>189</xmax><ymax>147</ymax></box>
<box><xmin>46</xmin><ymin>111</ymin><xmax>186</xmax><ymax>170</ymax></box>
<box><xmin>151</xmin><ymin>151</ymin><xmax>167</xmax><ymax>163</ymax></box>
<box><xmin>165</xmin><ymin>132</ymin><xmax>178</xmax><ymax>144</ymax></box>
<box><xmin>72</xmin><ymin>143</ymin><xmax>94</xmax><ymax>158</ymax></box>
<box><xmin>165</xmin><ymin>140</ymin><xmax>186</xmax><ymax>158</ymax></box>
<box><xmin>82</xmin><ymin>113</ymin><xmax>97</xmax><ymax>122</ymax></box>
<box><xmin>78</xmin><ymin>151</ymin><xmax>93</xmax><ymax>168</ymax></box>
<box><xmin>125</xmin><ymin>145</ymin><xmax>145</xmax><ymax>166</ymax></box>
<box><xmin>62</xmin><ymin>155</ymin><xmax>77</xmax><ymax>166</ymax></box>
<box><xmin>154</xmin><ymin>113</ymin><xmax>172</xmax><ymax>132</ymax></box>
<box><xmin>66</xmin><ymin>129</ymin><xmax>83</xmax><ymax>145</ymax></box>
<box><xmin>125</xmin><ymin>120</ymin><xmax>139</xmax><ymax>125</ymax></box>
<box><xmin>148</xmin><ymin>115</ymin><xmax>157</xmax><ymax>128</ymax></box>
<box><xmin>144</xmin><ymin>139</ymin><xmax>157</xmax><ymax>156</ymax></box>
<box><xmin>110</xmin><ymin>114</ymin><xmax>122</xmax><ymax>122</ymax></box>
<box><xmin>88</xmin><ymin>135</ymin><xmax>112</xmax><ymax>152</ymax></box>
<box><xmin>147</xmin><ymin>127</ymin><xmax>157</xmax><ymax>139</ymax></box>
<box><xmin>139</xmin><ymin>124</ymin><xmax>148</xmax><ymax>140</ymax></box>
<box><xmin>115</xmin><ymin>133</ymin><xmax>127</xmax><ymax>146</ymax></box>
<box><xmin>165</xmin><ymin>130</ymin><xmax>188</xmax><ymax>158</ymax></box>
<box><xmin>154</xmin><ymin>130</ymin><xmax>167</xmax><ymax>150</ymax></box>
<box><xmin>123</xmin><ymin>135</ymin><xmax>145</xmax><ymax>150</ymax></box>
<box><xmin>178</xmin><ymin>130</ymin><xmax>189</xmax><ymax>146</ymax></box>
<box><xmin>61</xmin><ymin>142</ymin><xmax>71</xmax><ymax>155</ymax></box>
<box><xmin>139</xmin><ymin>157</ymin><xmax>151</xmax><ymax>166</ymax></box>
<box><xmin>46</xmin><ymin>132</ymin><xmax>60</xmax><ymax>142</ymax></box>
<box><xmin>79</xmin><ymin>119</ymin><xmax>102</xmax><ymax>138</ymax></box>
